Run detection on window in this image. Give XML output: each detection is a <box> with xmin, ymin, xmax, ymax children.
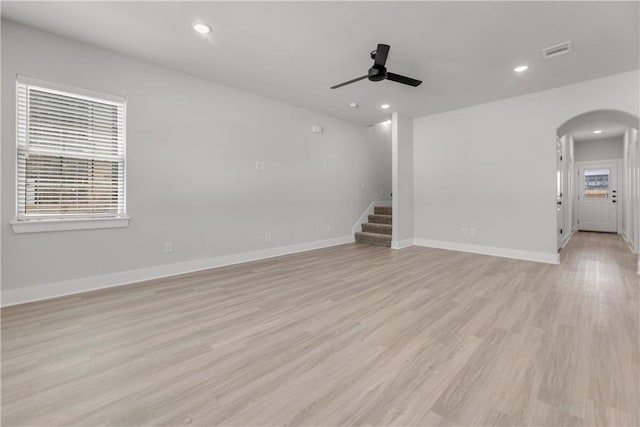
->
<box><xmin>13</xmin><ymin>76</ymin><xmax>128</xmax><ymax>233</ymax></box>
<box><xmin>584</xmin><ymin>168</ymin><xmax>610</xmax><ymax>199</ymax></box>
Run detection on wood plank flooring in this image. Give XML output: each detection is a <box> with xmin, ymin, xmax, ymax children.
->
<box><xmin>1</xmin><ymin>232</ymin><xmax>638</xmax><ymax>426</ymax></box>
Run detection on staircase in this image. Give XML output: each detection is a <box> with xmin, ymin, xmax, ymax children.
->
<box><xmin>355</xmin><ymin>206</ymin><xmax>392</xmax><ymax>247</ymax></box>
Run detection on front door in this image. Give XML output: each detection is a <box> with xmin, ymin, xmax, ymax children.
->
<box><xmin>578</xmin><ymin>162</ymin><xmax>618</xmax><ymax>233</ymax></box>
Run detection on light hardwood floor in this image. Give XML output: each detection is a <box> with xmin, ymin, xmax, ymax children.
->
<box><xmin>2</xmin><ymin>232</ymin><xmax>639</xmax><ymax>426</ymax></box>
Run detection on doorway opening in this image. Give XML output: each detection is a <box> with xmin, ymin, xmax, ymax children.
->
<box><xmin>556</xmin><ymin>110</ymin><xmax>640</xmax><ymax>272</ymax></box>
<box><xmin>577</xmin><ymin>161</ymin><xmax>619</xmax><ymax>232</ymax></box>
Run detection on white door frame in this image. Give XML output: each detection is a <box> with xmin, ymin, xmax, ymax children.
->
<box><xmin>574</xmin><ymin>159</ymin><xmax>622</xmax><ymax>234</ymax></box>
<box><xmin>556</xmin><ymin>137</ymin><xmax>564</xmax><ymax>249</ymax></box>
<box><xmin>556</xmin><ymin>135</ymin><xmax>574</xmax><ymax>250</ymax></box>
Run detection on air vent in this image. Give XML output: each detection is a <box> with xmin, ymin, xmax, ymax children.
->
<box><xmin>541</xmin><ymin>41</ymin><xmax>573</xmax><ymax>59</ymax></box>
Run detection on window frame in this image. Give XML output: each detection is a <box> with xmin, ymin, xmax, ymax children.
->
<box><xmin>12</xmin><ymin>75</ymin><xmax>129</xmax><ymax>234</ymax></box>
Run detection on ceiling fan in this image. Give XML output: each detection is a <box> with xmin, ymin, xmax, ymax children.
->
<box><xmin>330</xmin><ymin>43</ymin><xmax>422</xmax><ymax>90</ymax></box>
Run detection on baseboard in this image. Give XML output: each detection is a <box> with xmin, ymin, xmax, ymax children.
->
<box><xmin>559</xmin><ymin>229</ymin><xmax>575</xmax><ymax>250</ymax></box>
<box><xmin>414</xmin><ymin>238</ymin><xmax>559</xmax><ymax>265</ymax></box>
<box><xmin>1</xmin><ymin>235</ymin><xmax>355</xmax><ymax>307</ymax></box>
<box><xmin>621</xmin><ymin>231</ymin><xmax>639</xmax><ymax>254</ymax></box>
<box><xmin>391</xmin><ymin>239</ymin><xmax>415</xmax><ymax>249</ymax></box>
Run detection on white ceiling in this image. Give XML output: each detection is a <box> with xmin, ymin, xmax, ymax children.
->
<box><xmin>2</xmin><ymin>1</ymin><xmax>638</xmax><ymax>125</ymax></box>
<box><xmin>571</xmin><ymin>121</ymin><xmax>628</xmax><ymax>142</ymax></box>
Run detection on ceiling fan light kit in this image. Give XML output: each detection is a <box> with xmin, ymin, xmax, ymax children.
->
<box><xmin>331</xmin><ymin>43</ymin><xmax>422</xmax><ymax>90</ymax></box>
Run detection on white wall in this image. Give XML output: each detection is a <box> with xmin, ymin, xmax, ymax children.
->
<box><xmin>574</xmin><ymin>136</ymin><xmax>624</xmax><ymax>162</ymax></box>
<box><xmin>365</xmin><ymin>122</ymin><xmax>393</xmax><ymax>200</ymax></box>
<box><xmin>633</xmin><ymin>128</ymin><xmax>640</xmax><ymax>273</ymax></box>
<box><xmin>391</xmin><ymin>113</ymin><xmax>414</xmax><ymax>247</ymax></box>
<box><xmin>623</xmin><ymin>129</ymin><xmax>631</xmax><ymax>242</ymax></box>
<box><xmin>1</xmin><ymin>20</ymin><xmax>391</xmax><ymax>300</ymax></box>
<box><xmin>623</xmin><ymin>127</ymin><xmax>640</xmax><ymax>257</ymax></box>
<box><xmin>413</xmin><ymin>70</ymin><xmax>639</xmax><ymax>262</ymax></box>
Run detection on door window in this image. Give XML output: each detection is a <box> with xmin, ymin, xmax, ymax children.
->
<box><xmin>584</xmin><ymin>169</ymin><xmax>610</xmax><ymax>199</ymax></box>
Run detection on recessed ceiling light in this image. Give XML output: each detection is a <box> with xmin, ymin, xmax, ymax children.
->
<box><xmin>380</xmin><ymin>104</ymin><xmax>390</xmax><ymax>109</ymax></box>
<box><xmin>513</xmin><ymin>65</ymin><xmax>529</xmax><ymax>73</ymax></box>
<box><xmin>382</xmin><ymin>119</ymin><xmax>391</xmax><ymax>125</ymax></box>
<box><xmin>192</xmin><ymin>23</ymin><xmax>211</xmax><ymax>34</ymax></box>
<box><xmin>593</xmin><ymin>129</ymin><xmax>603</xmax><ymax>134</ymax></box>
<box><xmin>350</xmin><ymin>102</ymin><xmax>359</xmax><ymax>108</ymax></box>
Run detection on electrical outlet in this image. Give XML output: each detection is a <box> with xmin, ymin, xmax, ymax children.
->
<box><xmin>379</xmin><ymin>189</ymin><xmax>384</xmax><ymax>196</ymax></box>
<box><xmin>164</xmin><ymin>242</ymin><xmax>173</xmax><ymax>253</ymax></box>
<box><xmin>361</xmin><ymin>183</ymin><xmax>366</xmax><ymax>190</ymax></box>
<box><xmin>255</xmin><ymin>161</ymin><xmax>261</xmax><ymax>171</ymax></box>
<box><xmin>470</xmin><ymin>228</ymin><xmax>477</xmax><ymax>237</ymax></box>
<box><xmin>264</xmin><ymin>233</ymin><xmax>272</xmax><ymax>243</ymax></box>
<box><xmin>326</xmin><ymin>225</ymin><xmax>331</xmax><ymax>233</ymax></box>
<box><xmin>461</xmin><ymin>227</ymin><xmax>468</xmax><ymax>236</ymax></box>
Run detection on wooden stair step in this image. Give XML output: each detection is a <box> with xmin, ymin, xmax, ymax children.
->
<box><xmin>368</xmin><ymin>214</ymin><xmax>392</xmax><ymax>225</ymax></box>
<box><xmin>355</xmin><ymin>232</ymin><xmax>392</xmax><ymax>247</ymax></box>
<box><xmin>362</xmin><ymin>223</ymin><xmax>392</xmax><ymax>235</ymax></box>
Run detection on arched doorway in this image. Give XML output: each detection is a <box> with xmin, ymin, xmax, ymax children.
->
<box><xmin>556</xmin><ymin>110</ymin><xmax>640</xmax><ymax>273</ymax></box>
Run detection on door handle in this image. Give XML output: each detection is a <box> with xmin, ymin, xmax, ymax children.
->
<box><xmin>557</xmin><ymin>201</ymin><xmax>562</xmax><ymax>205</ymax></box>
<box><xmin>612</xmin><ymin>200</ymin><xmax>617</xmax><ymax>203</ymax></box>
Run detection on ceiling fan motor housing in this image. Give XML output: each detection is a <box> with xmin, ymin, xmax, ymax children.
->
<box><xmin>368</xmin><ymin>66</ymin><xmax>387</xmax><ymax>81</ymax></box>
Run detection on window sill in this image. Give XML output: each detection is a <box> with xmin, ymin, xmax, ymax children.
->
<box><xmin>11</xmin><ymin>217</ymin><xmax>130</xmax><ymax>234</ymax></box>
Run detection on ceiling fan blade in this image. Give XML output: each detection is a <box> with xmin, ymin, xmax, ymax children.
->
<box><xmin>374</xmin><ymin>44</ymin><xmax>390</xmax><ymax>66</ymax></box>
<box><xmin>330</xmin><ymin>75</ymin><xmax>368</xmax><ymax>89</ymax></box>
<box><xmin>386</xmin><ymin>72</ymin><xmax>422</xmax><ymax>87</ymax></box>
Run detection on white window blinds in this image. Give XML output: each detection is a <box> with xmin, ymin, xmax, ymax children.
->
<box><xmin>16</xmin><ymin>77</ymin><xmax>126</xmax><ymax>221</ymax></box>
